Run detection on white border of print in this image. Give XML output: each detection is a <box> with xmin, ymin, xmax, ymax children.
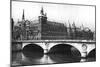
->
<box><xmin>0</xmin><ymin>0</ymin><xmax>99</xmax><ymax>67</ymax></box>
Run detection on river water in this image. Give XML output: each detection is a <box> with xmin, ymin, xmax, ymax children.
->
<box><xmin>11</xmin><ymin>51</ymin><xmax>95</xmax><ymax>66</ymax></box>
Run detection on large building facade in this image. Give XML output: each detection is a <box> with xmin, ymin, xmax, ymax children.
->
<box><xmin>12</xmin><ymin>7</ymin><xmax>94</xmax><ymax>40</ymax></box>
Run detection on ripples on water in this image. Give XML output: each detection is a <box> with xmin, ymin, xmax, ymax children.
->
<box><xmin>11</xmin><ymin>51</ymin><xmax>95</xmax><ymax>66</ymax></box>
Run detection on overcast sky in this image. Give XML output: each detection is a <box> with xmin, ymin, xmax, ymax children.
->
<box><xmin>12</xmin><ymin>1</ymin><xmax>95</xmax><ymax>31</ymax></box>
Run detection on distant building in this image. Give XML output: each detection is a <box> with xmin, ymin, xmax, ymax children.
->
<box><xmin>13</xmin><ymin>9</ymin><xmax>41</xmax><ymax>40</ymax></box>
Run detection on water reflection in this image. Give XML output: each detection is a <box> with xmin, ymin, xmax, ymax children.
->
<box><xmin>12</xmin><ymin>51</ymin><xmax>95</xmax><ymax>66</ymax></box>
<box><xmin>49</xmin><ymin>53</ymin><xmax>81</xmax><ymax>63</ymax></box>
<box><xmin>22</xmin><ymin>50</ymin><xmax>43</xmax><ymax>59</ymax></box>
<box><xmin>80</xmin><ymin>58</ymin><xmax>87</xmax><ymax>62</ymax></box>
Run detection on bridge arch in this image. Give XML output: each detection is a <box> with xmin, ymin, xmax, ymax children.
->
<box><xmin>22</xmin><ymin>43</ymin><xmax>46</xmax><ymax>50</ymax></box>
<box><xmin>86</xmin><ymin>44</ymin><xmax>96</xmax><ymax>54</ymax></box>
<box><xmin>22</xmin><ymin>43</ymin><xmax>44</xmax><ymax>53</ymax></box>
<box><xmin>22</xmin><ymin>44</ymin><xmax>44</xmax><ymax>59</ymax></box>
<box><xmin>87</xmin><ymin>48</ymin><xmax>96</xmax><ymax>58</ymax></box>
<box><xmin>48</xmin><ymin>43</ymin><xmax>82</xmax><ymax>52</ymax></box>
<box><xmin>48</xmin><ymin>43</ymin><xmax>81</xmax><ymax>57</ymax></box>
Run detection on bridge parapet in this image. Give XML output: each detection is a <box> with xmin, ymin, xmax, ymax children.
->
<box><xmin>12</xmin><ymin>40</ymin><xmax>96</xmax><ymax>44</ymax></box>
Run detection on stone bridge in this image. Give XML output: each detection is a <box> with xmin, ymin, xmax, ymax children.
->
<box><xmin>12</xmin><ymin>40</ymin><xmax>96</xmax><ymax>58</ymax></box>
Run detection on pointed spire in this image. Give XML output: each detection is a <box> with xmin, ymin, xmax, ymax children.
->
<box><xmin>81</xmin><ymin>24</ymin><xmax>84</xmax><ymax>30</ymax></box>
<box><xmin>22</xmin><ymin>9</ymin><xmax>25</xmax><ymax>20</ymax></box>
<box><xmin>68</xmin><ymin>22</ymin><xmax>71</xmax><ymax>28</ymax></box>
<box><xmin>64</xmin><ymin>22</ymin><xmax>67</xmax><ymax>27</ymax></box>
<box><xmin>68</xmin><ymin>20</ymin><xmax>72</xmax><ymax>38</ymax></box>
<box><xmin>72</xmin><ymin>21</ymin><xmax>76</xmax><ymax>28</ymax></box>
<box><xmin>72</xmin><ymin>21</ymin><xmax>77</xmax><ymax>32</ymax></box>
<box><xmin>69</xmin><ymin>22</ymin><xmax>72</xmax><ymax>33</ymax></box>
<box><xmin>11</xmin><ymin>18</ymin><xmax>14</xmax><ymax>30</ymax></box>
<box><xmin>40</xmin><ymin>6</ymin><xmax>44</xmax><ymax>15</ymax></box>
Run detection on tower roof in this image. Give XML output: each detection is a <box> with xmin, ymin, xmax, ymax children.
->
<box><xmin>40</xmin><ymin>7</ymin><xmax>44</xmax><ymax>15</ymax></box>
<box><xmin>22</xmin><ymin>9</ymin><xmax>25</xmax><ymax>20</ymax></box>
